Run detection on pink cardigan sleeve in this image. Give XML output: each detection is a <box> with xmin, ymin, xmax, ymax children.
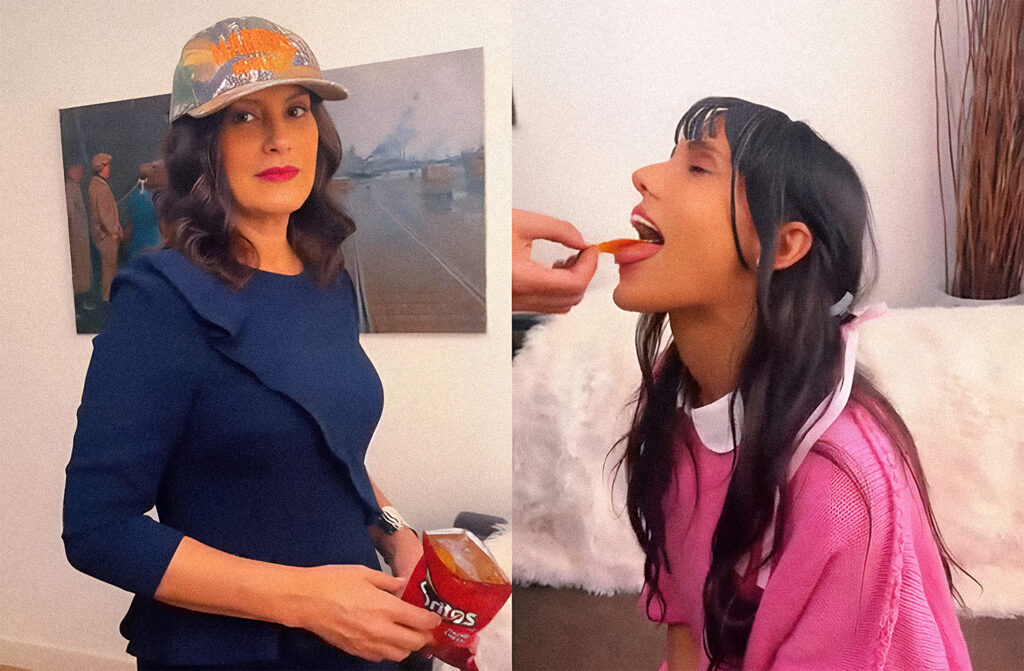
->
<box><xmin>744</xmin><ymin>410</ymin><xmax>970</xmax><ymax>670</ymax></box>
<box><xmin>745</xmin><ymin>448</ymin><xmax>880</xmax><ymax>669</ymax></box>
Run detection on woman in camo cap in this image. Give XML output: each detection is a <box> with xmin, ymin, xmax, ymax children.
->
<box><xmin>64</xmin><ymin>17</ymin><xmax>439</xmax><ymax>670</ymax></box>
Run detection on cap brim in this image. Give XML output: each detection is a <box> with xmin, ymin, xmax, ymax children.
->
<box><xmin>183</xmin><ymin>78</ymin><xmax>349</xmax><ymax>120</ymax></box>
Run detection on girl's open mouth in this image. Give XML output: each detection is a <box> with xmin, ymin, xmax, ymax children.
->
<box><xmin>596</xmin><ymin>207</ymin><xmax>664</xmax><ymax>264</ymax></box>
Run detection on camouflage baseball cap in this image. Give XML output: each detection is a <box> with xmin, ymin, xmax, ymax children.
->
<box><xmin>169</xmin><ymin>17</ymin><xmax>348</xmax><ymax>122</ymax></box>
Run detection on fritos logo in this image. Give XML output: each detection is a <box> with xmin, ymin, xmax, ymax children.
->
<box><xmin>419</xmin><ymin>566</ymin><xmax>478</xmax><ymax>627</ymax></box>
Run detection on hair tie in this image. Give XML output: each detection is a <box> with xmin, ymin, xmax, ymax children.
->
<box><xmin>829</xmin><ymin>291</ymin><xmax>854</xmax><ymax>317</ymax></box>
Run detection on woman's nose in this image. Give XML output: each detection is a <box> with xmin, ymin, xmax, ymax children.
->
<box><xmin>263</xmin><ymin>116</ymin><xmax>292</xmax><ymax>153</ymax></box>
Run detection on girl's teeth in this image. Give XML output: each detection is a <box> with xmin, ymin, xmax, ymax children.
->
<box><xmin>631</xmin><ymin>214</ymin><xmax>664</xmax><ymax>244</ymax></box>
<box><xmin>631</xmin><ymin>213</ymin><xmax>655</xmax><ymax>228</ymax></box>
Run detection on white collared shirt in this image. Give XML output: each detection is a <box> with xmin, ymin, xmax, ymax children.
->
<box><xmin>680</xmin><ymin>390</ymin><xmax>744</xmax><ymax>455</ymax></box>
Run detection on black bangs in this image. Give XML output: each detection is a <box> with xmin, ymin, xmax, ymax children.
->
<box><xmin>674</xmin><ymin>97</ymin><xmax>786</xmax><ymax>273</ymax></box>
<box><xmin>673</xmin><ymin>97</ymin><xmax>799</xmax><ymax>275</ymax></box>
<box><xmin>674</xmin><ymin>96</ymin><xmax>793</xmax><ymax>169</ymax></box>
<box><xmin>674</xmin><ymin>98</ymin><xmax>732</xmax><ymax>144</ymax></box>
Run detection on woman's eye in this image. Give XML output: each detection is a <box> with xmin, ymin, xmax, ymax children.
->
<box><xmin>232</xmin><ymin>111</ymin><xmax>256</xmax><ymax>123</ymax></box>
<box><xmin>689</xmin><ymin>165</ymin><xmax>710</xmax><ymax>174</ymax></box>
<box><xmin>288</xmin><ymin>105</ymin><xmax>309</xmax><ymax>118</ymax></box>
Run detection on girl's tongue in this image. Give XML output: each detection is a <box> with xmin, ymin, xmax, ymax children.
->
<box><xmin>596</xmin><ymin>238</ymin><xmax>662</xmax><ymax>264</ymax></box>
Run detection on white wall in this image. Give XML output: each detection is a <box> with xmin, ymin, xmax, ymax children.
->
<box><xmin>0</xmin><ymin>0</ymin><xmax>511</xmax><ymax>664</ymax></box>
<box><xmin>514</xmin><ymin>1</ymin><xmax>950</xmax><ymax>308</ymax></box>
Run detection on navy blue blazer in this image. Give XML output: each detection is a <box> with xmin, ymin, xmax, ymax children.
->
<box><xmin>63</xmin><ymin>250</ymin><xmax>389</xmax><ymax>666</ymax></box>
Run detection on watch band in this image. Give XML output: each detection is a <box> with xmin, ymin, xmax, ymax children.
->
<box><xmin>378</xmin><ymin>506</ymin><xmax>408</xmax><ymax>535</ymax></box>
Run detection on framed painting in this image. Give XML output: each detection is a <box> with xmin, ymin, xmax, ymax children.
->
<box><xmin>59</xmin><ymin>47</ymin><xmax>485</xmax><ymax>334</ymax></box>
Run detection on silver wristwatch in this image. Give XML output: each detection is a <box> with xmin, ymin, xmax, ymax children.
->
<box><xmin>378</xmin><ymin>506</ymin><xmax>408</xmax><ymax>535</ymax></box>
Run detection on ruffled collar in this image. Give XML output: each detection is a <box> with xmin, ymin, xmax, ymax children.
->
<box><xmin>136</xmin><ymin>249</ymin><xmax>383</xmax><ymax>526</ymax></box>
<box><xmin>144</xmin><ymin>249</ymin><xmax>247</xmax><ymax>337</ymax></box>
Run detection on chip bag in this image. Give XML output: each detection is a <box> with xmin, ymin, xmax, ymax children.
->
<box><xmin>401</xmin><ymin>528</ymin><xmax>511</xmax><ymax>671</ymax></box>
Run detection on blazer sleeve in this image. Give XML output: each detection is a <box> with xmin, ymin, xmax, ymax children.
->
<box><xmin>63</xmin><ymin>263</ymin><xmax>200</xmax><ymax>597</ymax></box>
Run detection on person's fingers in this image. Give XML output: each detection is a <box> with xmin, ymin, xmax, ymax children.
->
<box><xmin>386</xmin><ymin>575</ymin><xmax>410</xmax><ymax>597</ymax></box>
<box><xmin>512</xmin><ymin>282</ymin><xmax>587</xmax><ymax>313</ymax></box>
<box><xmin>512</xmin><ymin>244</ymin><xmax>602</xmax><ymax>313</ymax></box>
<box><xmin>513</xmin><ymin>271</ymin><xmax>582</xmax><ymax>307</ymax></box>
<box><xmin>513</xmin><ymin>209</ymin><xmax>588</xmax><ymax>250</ymax></box>
<box><xmin>377</xmin><ymin>642</ymin><xmax>417</xmax><ymax>663</ymax></box>
<box><xmin>390</xmin><ymin>597</ymin><xmax>443</xmax><ymax>631</ymax></box>
<box><xmin>566</xmin><ymin>245</ymin><xmax>599</xmax><ymax>282</ymax></box>
<box><xmin>552</xmin><ymin>251</ymin><xmax>582</xmax><ymax>270</ymax></box>
<box><xmin>358</xmin><ymin>569</ymin><xmax>438</xmax><ymax>631</ymax></box>
<box><xmin>373</xmin><ymin>620</ymin><xmax>435</xmax><ymax>655</ymax></box>
<box><xmin>307</xmin><ymin>567</ymin><xmax>441</xmax><ymax>662</ymax></box>
<box><xmin>513</xmin><ymin>300</ymin><xmax>577</xmax><ymax>314</ymax></box>
<box><xmin>522</xmin><ymin>258</ymin><xmax>593</xmax><ymax>293</ymax></box>
<box><xmin>364</xmin><ymin>568</ymin><xmax>406</xmax><ymax>594</ymax></box>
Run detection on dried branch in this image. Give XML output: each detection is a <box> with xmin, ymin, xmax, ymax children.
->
<box><xmin>936</xmin><ymin>0</ymin><xmax>1024</xmax><ymax>299</ymax></box>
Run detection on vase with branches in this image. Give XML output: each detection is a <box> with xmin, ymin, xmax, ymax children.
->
<box><xmin>935</xmin><ymin>0</ymin><xmax>1024</xmax><ymax>299</ymax></box>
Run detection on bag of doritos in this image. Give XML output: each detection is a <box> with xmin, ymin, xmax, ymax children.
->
<box><xmin>401</xmin><ymin>528</ymin><xmax>511</xmax><ymax>670</ymax></box>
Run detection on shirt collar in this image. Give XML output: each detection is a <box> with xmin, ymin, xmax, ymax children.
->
<box><xmin>679</xmin><ymin>389</ymin><xmax>744</xmax><ymax>454</ymax></box>
<box><xmin>673</xmin><ymin>304</ymin><xmax>888</xmax><ymax>459</ymax></box>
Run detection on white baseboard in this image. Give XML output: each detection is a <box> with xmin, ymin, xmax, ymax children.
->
<box><xmin>0</xmin><ymin>638</ymin><xmax>133</xmax><ymax>671</ymax></box>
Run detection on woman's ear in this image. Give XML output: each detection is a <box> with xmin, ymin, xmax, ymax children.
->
<box><xmin>773</xmin><ymin>221</ymin><xmax>813</xmax><ymax>270</ymax></box>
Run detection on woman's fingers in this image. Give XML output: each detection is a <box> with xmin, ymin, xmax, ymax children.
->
<box><xmin>513</xmin><ymin>245</ymin><xmax>599</xmax><ymax>313</ymax></box>
<box><xmin>552</xmin><ymin>251</ymin><xmax>581</xmax><ymax>269</ymax></box>
<box><xmin>390</xmin><ymin>596</ymin><xmax>443</xmax><ymax>631</ymax></box>
<box><xmin>512</xmin><ymin>209</ymin><xmax>588</xmax><ymax>250</ymax></box>
<box><xmin>363</xmin><ymin>566</ymin><xmax>406</xmax><ymax>593</ymax></box>
<box><xmin>511</xmin><ymin>209</ymin><xmax>599</xmax><ymax>313</ymax></box>
<box><xmin>296</xmin><ymin>565</ymin><xmax>440</xmax><ymax>662</ymax></box>
<box><xmin>330</xmin><ymin>619</ymin><xmax>432</xmax><ymax>662</ymax></box>
<box><xmin>378</xmin><ymin>620</ymin><xmax>436</xmax><ymax>653</ymax></box>
<box><xmin>386</xmin><ymin>575</ymin><xmax>411</xmax><ymax>597</ymax></box>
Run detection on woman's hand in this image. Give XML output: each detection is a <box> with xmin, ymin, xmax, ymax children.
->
<box><xmin>283</xmin><ymin>564</ymin><xmax>441</xmax><ymax>663</ymax></box>
<box><xmin>512</xmin><ymin>209</ymin><xmax>599</xmax><ymax>313</ymax></box>
<box><xmin>383</xmin><ymin>527</ymin><xmax>425</xmax><ymax>591</ymax></box>
<box><xmin>152</xmin><ymin>537</ymin><xmax>439</xmax><ymax>664</ymax></box>
<box><xmin>364</xmin><ymin>480</ymin><xmax>425</xmax><ymax>593</ymax></box>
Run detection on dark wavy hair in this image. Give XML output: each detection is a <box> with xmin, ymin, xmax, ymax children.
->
<box><xmin>616</xmin><ymin>97</ymin><xmax>969</xmax><ymax>668</ymax></box>
<box><xmin>155</xmin><ymin>94</ymin><xmax>354</xmax><ymax>288</ymax></box>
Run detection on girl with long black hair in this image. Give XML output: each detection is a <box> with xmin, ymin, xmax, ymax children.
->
<box><xmin>613</xmin><ymin>97</ymin><xmax>971</xmax><ymax>669</ymax></box>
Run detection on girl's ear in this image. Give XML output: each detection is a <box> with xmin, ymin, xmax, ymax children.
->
<box><xmin>773</xmin><ymin>221</ymin><xmax>813</xmax><ymax>270</ymax></box>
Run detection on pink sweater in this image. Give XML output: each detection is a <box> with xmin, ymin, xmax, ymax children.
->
<box><xmin>643</xmin><ymin>403</ymin><xmax>971</xmax><ymax>670</ymax></box>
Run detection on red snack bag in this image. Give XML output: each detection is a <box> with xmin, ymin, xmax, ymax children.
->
<box><xmin>401</xmin><ymin>528</ymin><xmax>511</xmax><ymax>671</ymax></box>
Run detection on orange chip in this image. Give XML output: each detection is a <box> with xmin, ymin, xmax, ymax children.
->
<box><xmin>596</xmin><ymin>238</ymin><xmax>642</xmax><ymax>253</ymax></box>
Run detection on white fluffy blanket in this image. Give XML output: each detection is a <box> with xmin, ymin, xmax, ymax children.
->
<box><xmin>512</xmin><ymin>290</ymin><xmax>1024</xmax><ymax>616</ymax></box>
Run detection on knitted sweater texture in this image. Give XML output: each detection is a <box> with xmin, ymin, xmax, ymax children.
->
<box><xmin>644</xmin><ymin>404</ymin><xmax>971</xmax><ymax>670</ymax></box>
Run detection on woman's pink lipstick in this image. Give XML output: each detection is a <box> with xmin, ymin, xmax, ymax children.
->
<box><xmin>256</xmin><ymin>166</ymin><xmax>299</xmax><ymax>182</ymax></box>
